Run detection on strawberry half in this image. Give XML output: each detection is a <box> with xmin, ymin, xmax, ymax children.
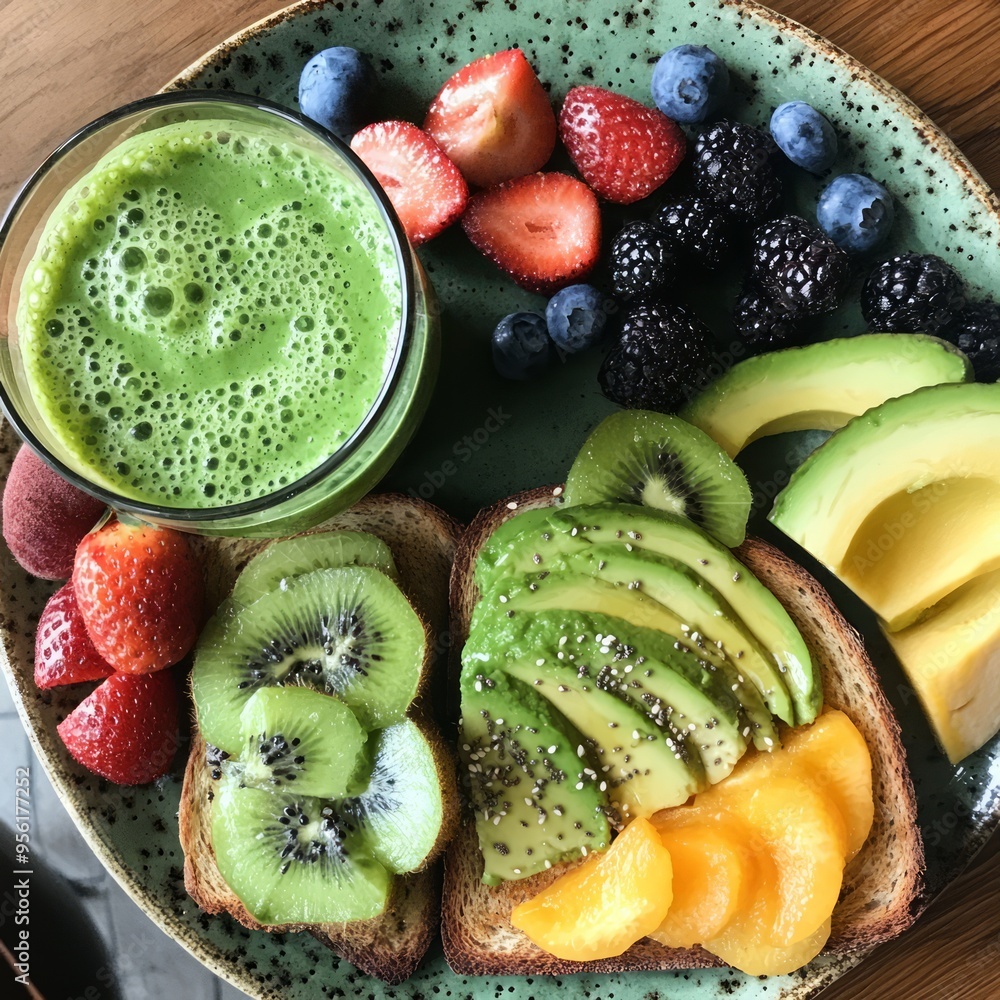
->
<box><xmin>559</xmin><ymin>85</ymin><xmax>687</xmax><ymax>204</ymax></box>
<box><xmin>73</xmin><ymin>520</ymin><xmax>205</xmax><ymax>674</ymax></box>
<box><xmin>35</xmin><ymin>582</ymin><xmax>114</xmax><ymax>690</ymax></box>
<box><xmin>424</xmin><ymin>48</ymin><xmax>557</xmax><ymax>188</ymax></box>
<box><xmin>462</xmin><ymin>172</ymin><xmax>601</xmax><ymax>294</ymax></box>
<box><xmin>351</xmin><ymin>121</ymin><xmax>468</xmax><ymax>246</ymax></box>
<box><xmin>57</xmin><ymin>670</ymin><xmax>180</xmax><ymax>785</ymax></box>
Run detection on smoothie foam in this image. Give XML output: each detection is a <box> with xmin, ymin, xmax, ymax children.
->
<box><xmin>18</xmin><ymin>119</ymin><xmax>401</xmax><ymax>507</ymax></box>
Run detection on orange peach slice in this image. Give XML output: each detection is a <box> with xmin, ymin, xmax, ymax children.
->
<box><xmin>510</xmin><ymin>816</ymin><xmax>672</xmax><ymax>961</ymax></box>
<box><xmin>648</xmin><ymin>822</ymin><xmax>750</xmax><ymax>949</ymax></box>
<box><xmin>782</xmin><ymin>710</ymin><xmax>874</xmax><ymax>860</ymax></box>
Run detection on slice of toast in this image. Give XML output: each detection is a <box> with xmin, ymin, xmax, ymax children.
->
<box><xmin>442</xmin><ymin>487</ymin><xmax>925</xmax><ymax>976</ymax></box>
<box><xmin>179</xmin><ymin>492</ymin><xmax>462</xmax><ymax>985</ymax></box>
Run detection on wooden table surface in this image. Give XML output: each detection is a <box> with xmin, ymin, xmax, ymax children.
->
<box><xmin>1</xmin><ymin>2</ymin><xmax>999</xmax><ymax>998</ymax></box>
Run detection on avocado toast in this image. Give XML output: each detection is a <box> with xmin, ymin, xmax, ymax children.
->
<box><xmin>442</xmin><ymin>486</ymin><xmax>924</xmax><ymax>975</ymax></box>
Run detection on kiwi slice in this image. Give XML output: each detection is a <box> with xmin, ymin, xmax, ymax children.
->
<box><xmin>340</xmin><ymin>719</ymin><xmax>447</xmax><ymax>874</ymax></box>
<box><xmin>221</xmin><ymin>686</ymin><xmax>367</xmax><ymax>799</ymax></box>
<box><xmin>564</xmin><ymin>409</ymin><xmax>752</xmax><ymax>547</ymax></box>
<box><xmin>191</xmin><ymin>566</ymin><xmax>426</xmax><ymax>752</ymax></box>
<box><xmin>212</xmin><ymin>780</ymin><xmax>390</xmax><ymax>925</ymax></box>
<box><xmin>231</xmin><ymin>530</ymin><xmax>398</xmax><ymax>607</ymax></box>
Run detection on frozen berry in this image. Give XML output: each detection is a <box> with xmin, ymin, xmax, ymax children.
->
<box><xmin>545</xmin><ymin>284</ymin><xmax>610</xmax><ymax>354</ymax></box>
<box><xmin>769</xmin><ymin>101</ymin><xmax>838</xmax><ymax>174</ymax></box>
<box><xmin>492</xmin><ymin>312</ymin><xmax>551</xmax><ymax>379</ymax></box>
<box><xmin>2</xmin><ymin>445</ymin><xmax>107</xmax><ymax>580</ymax></box>
<box><xmin>650</xmin><ymin>45</ymin><xmax>730</xmax><ymax>124</ymax></box>
<box><xmin>598</xmin><ymin>301</ymin><xmax>716</xmax><ymax>412</ymax></box>
<box><xmin>652</xmin><ymin>195</ymin><xmax>733</xmax><ymax>269</ymax></box>
<box><xmin>298</xmin><ymin>47</ymin><xmax>377</xmax><ymax>140</ymax></box>
<box><xmin>817</xmin><ymin>173</ymin><xmax>894</xmax><ymax>253</ymax></box>
<box><xmin>35</xmin><ymin>582</ymin><xmax>113</xmax><ymax>690</ymax></box>
<box><xmin>610</xmin><ymin>221</ymin><xmax>675</xmax><ymax>301</ymax></box>
<box><xmin>861</xmin><ymin>252</ymin><xmax>966</xmax><ymax>333</ymax></box>
<box><xmin>692</xmin><ymin>120</ymin><xmax>784</xmax><ymax>224</ymax></box>
<box><xmin>949</xmin><ymin>302</ymin><xmax>1000</xmax><ymax>381</ymax></box>
<box><xmin>750</xmin><ymin>215</ymin><xmax>849</xmax><ymax>316</ymax></box>
<box><xmin>733</xmin><ymin>280</ymin><xmax>805</xmax><ymax>353</ymax></box>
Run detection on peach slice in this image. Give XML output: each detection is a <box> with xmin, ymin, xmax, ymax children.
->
<box><xmin>648</xmin><ymin>821</ymin><xmax>750</xmax><ymax>949</ymax></box>
<box><xmin>782</xmin><ymin>710</ymin><xmax>874</xmax><ymax>860</ymax></box>
<box><xmin>704</xmin><ymin>911</ymin><xmax>833</xmax><ymax>977</ymax></box>
<box><xmin>510</xmin><ymin>816</ymin><xmax>673</xmax><ymax>961</ymax></box>
<box><xmin>735</xmin><ymin>776</ymin><xmax>847</xmax><ymax>946</ymax></box>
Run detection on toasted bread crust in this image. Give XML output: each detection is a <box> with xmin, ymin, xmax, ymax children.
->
<box><xmin>179</xmin><ymin>492</ymin><xmax>462</xmax><ymax>984</ymax></box>
<box><xmin>442</xmin><ymin>488</ymin><xmax>924</xmax><ymax>976</ymax></box>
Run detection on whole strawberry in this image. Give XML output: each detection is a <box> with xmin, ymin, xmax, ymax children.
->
<box><xmin>559</xmin><ymin>85</ymin><xmax>686</xmax><ymax>204</ymax></box>
<box><xmin>73</xmin><ymin>520</ymin><xmax>205</xmax><ymax>674</ymax></box>
<box><xmin>35</xmin><ymin>582</ymin><xmax>114</xmax><ymax>689</ymax></box>
<box><xmin>57</xmin><ymin>670</ymin><xmax>180</xmax><ymax>784</ymax></box>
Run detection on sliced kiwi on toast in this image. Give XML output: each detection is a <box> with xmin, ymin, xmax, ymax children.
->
<box><xmin>222</xmin><ymin>686</ymin><xmax>367</xmax><ymax>799</ymax></box>
<box><xmin>340</xmin><ymin>719</ymin><xmax>451</xmax><ymax>874</ymax></box>
<box><xmin>231</xmin><ymin>530</ymin><xmax>398</xmax><ymax>607</ymax></box>
<box><xmin>192</xmin><ymin>566</ymin><xmax>426</xmax><ymax>752</ymax></box>
<box><xmin>212</xmin><ymin>780</ymin><xmax>391</xmax><ymax>925</ymax></box>
<box><xmin>564</xmin><ymin>409</ymin><xmax>752</xmax><ymax>547</ymax></box>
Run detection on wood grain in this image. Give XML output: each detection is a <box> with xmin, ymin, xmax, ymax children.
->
<box><xmin>0</xmin><ymin>2</ymin><xmax>998</xmax><ymax>998</ymax></box>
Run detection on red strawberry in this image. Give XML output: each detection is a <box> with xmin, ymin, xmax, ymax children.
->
<box><xmin>462</xmin><ymin>172</ymin><xmax>601</xmax><ymax>294</ymax></box>
<box><xmin>423</xmin><ymin>49</ymin><xmax>557</xmax><ymax>188</ymax></box>
<box><xmin>57</xmin><ymin>670</ymin><xmax>179</xmax><ymax>785</ymax></box>
<box><xmin>351</xmin><ymin>121</ymin><xmax>468</xmax><ymax>246</ymax></box>
<box><xmin>73</xmin><ymin>520</ymin><xmax>205</xmax><ymax>674</ymax></box>
<box><xmin>35</xmin><ymin>582</ymin><xmax>114</xmax><ymax>689</ymax></box>
<box><xmin>559</xmin><ymin>85</ymin><xmax>687</xmax><ymax>204</ymax></box>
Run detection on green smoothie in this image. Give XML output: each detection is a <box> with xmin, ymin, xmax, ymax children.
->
<box><xmin>18</xmin><ymin>118</ymin><xmax>402</xmax><ymax>507</ymax></box>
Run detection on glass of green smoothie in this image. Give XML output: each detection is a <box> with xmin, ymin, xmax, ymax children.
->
<box><xmin>0</xmin><ymin>93</ymin><xmax>439</xmax><ymax>537</ymax></box>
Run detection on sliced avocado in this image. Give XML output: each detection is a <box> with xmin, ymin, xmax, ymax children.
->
<box><xmin>459</xmin><ymin>668</ymin><xmax>610</xmax><ymax>884</ymax></box>
<box><xmin>464</xmin><ymin>612</ymin><xmax>705</xmax><ymax>821</ymax></box>
<box><xmin>771</xmin><ymin>382</ymin><xmax>1000</xmax><ymax>631</ymax></box>
<box><xmin>496</xmin><ymin>609</ymin><xmax>751</xmax><ymax>784</ymax></box>
<box><xmin>680</xmin><ymin>334</ymin><xmax>971</xmax><ymax>457</ymax></box>
<box><xmin>477</xmin><ymin>502</ymin><xmax>819</xmax><ymax>724</ymax></box>
<box><xmin>472</xmin><ymin>551</ymin><xmax>783</xmax><ymax>746</ymax></box>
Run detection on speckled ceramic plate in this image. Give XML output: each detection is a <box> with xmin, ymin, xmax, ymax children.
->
<box><xmin>3</xmin><ymin>1</ymin><xmax>1000</xmax><ymax>997</ymax></box>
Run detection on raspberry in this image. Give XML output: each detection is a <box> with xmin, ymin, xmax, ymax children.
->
<box><xmin>598</xmin><ymin>301</ymin><xmax>717</xmax><ymax>412</ymax></box>
<box><xmin>733</xmin><ymin>280</ymin><xmax>805</xmax><ymax>353</ymax></box>
<box><xmin>692</xmin><ymin>120</ymin><xmax>784</xmax><ymax>224</ymax></box>
<box><xmin>750</xmin><ymin>215</ymin><xmax>849</xmax><ymax>316</ymax></box>
<box><xmin>610</xmin><ymin>222</ymin><xmax>675</xmax><ymax>300</ymax></box>
<box><xmin>861</xmin><ymin>252</ymin><xmax>966</xmax><ymax>334</ymax></box>
<box><xmin>652</xmin><ymin>195</ymin><xmax>733</xmax><ymax>269</ymax></box>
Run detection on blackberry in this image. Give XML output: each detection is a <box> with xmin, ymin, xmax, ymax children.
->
<box><xmin>598</xmin><ymin>300</ymin><xmax>718</xmax><ymax>412</ymax></box>
<box><xmin>861</xmin><ymin>252</ymin><xmax>966</xmax><ymax>334</ymax></box>
<box><xmin>652</xmin><ymin>195</ymin><xmax>733</xmax><ymax>269</ymax></box>
<box><xmin>948</xmin><ymin>302</ymin><xmax>1000</xmax><ymax>381</ymax></box>
<box><xmin>610</xmin><ymin>221</ymin><xmax>675</xmax><ymax>301</ymax></box>
<box><xmin>750</xmin><ymin>215</ymin><xmax>849</xmax><ymax>316</ymax></box>
<box><xmin>733</xmin><ymin>280</ymin><xmax>805</xmax><ymax>353</ymax></box>
<box><xmin>692</xmin><ymin>120</ymin><xmax>784</xmax><ymax>224</ymax></box>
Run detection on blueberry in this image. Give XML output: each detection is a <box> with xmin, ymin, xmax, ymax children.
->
<box><xmin>769</xmin><ymin>101</ymin><xmax>838</xmax><ymax>173</ymax></box>
<box><xmin>545</xmin><ymin>284</ymin><xmax>609</xmax><ymax>353</ymax></box>
<box><xmin>817</xmin><ymin>173</ymin><xmax>895</xmax><ymax>253</ymax></box>
<box><xmin>651</xmin><ymin>45</ymin><xmax>729</xmax><ymax>124</ymax></box>
<box><xmin>298</xmin><ymin>47</ymin><xmax>377</xmax><ymax>140</ymax></box>
<box><xmin>492</xmin><ymin>312</ymin><xmax>551</xmax><ymax>379</ymax></box>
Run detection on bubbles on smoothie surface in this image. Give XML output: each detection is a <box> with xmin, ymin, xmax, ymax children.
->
<box><xmin>18</xmin><ymin>120</ymin><xmax>402</xmax><ymax>507</ymax></box>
